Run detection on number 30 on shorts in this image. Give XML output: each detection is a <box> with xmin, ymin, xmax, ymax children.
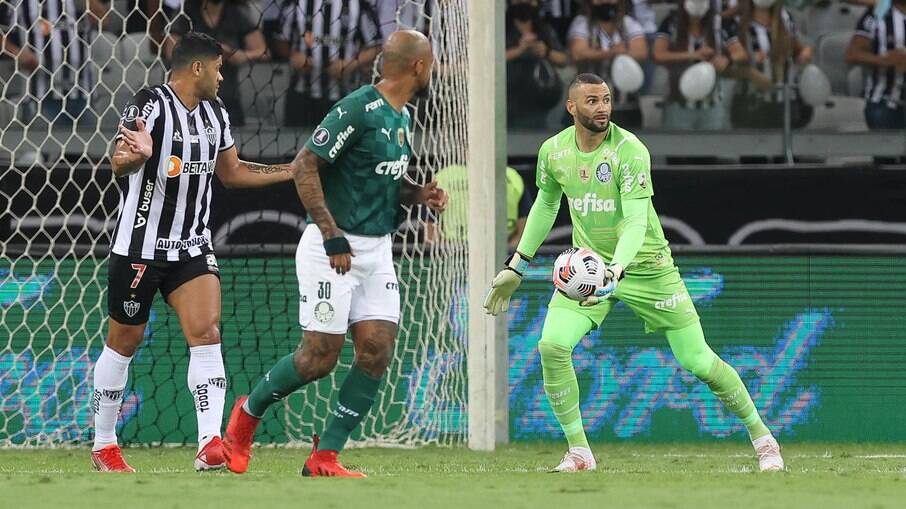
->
<box><xmin>318</xmin><ymin>281</ymin><xmax>331</xmax><ymax>299</ymax></box>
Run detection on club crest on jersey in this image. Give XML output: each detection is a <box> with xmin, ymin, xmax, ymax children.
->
<box><xmin>312</xmin><ymin>127</ymin><xmax>330</xmax><ymax>146</ymax></box>
<box><xmin>397</xmin><ymin>128</ymin><xmax>405</xmax><ymax>147</ymax></box>
<box><xmin>314</xmin><ymin>301</ymin><xmax>335</xmax><ymax>324</ymax></box>
<box><xmin>204</xmin><ymin>125</ymin><xmax>217</xmax><ymax>145</ymax></box>
<box><xmin>596</xmin><ymin>162</ymin><xmax>612</xmax><ymax>183</ymax></box>
<box><xmin>123</xmin><ymin>300</ymin><xmax>140</xmax><ymax>318</ymax></box>
<box><xmin>578</xmin><ymin>165</ymin><xmax>591</xmax><ymax>184</ymax></box>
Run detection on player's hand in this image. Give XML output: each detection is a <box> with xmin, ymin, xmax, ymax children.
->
<box><xmin>119</xmin><ymin>118</ymin><xmax>153</xmax><ymax>159</ymax></box>
<box><xmin>324</xmin><ymin>236</ymin><xmax>354</xmax><ymax>275</ymax></box>
<box><xmin>423</xmin><ymin>181</ymin><xmax>448</xmax><ymax>213</ymax></box>
<box><xmin>579</xmin><ymin>263</ymin><xmax>623</xmax><ymax>307</ymax></box>
<box><xmin>483</xmin><ymin>252</ymin><xmax>530</xmax><ymax>316</ymax></box>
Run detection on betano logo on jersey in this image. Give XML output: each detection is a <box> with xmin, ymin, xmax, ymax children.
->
<box><xmin>570</xmin><ymin>192</ymin><xmax>615</xmax><ymax>217</ymax></box>
<box><xmin>375</xmin><ymin>154</ymin><xmax>409</xmax><ymax>180</ymax></box>
<box><xmin>166</xmin><ymin>156</ymin><xmax>215</xmax><ymax>178</ymax></box>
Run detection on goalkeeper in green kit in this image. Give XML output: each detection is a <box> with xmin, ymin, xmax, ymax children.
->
<box><xmin>484</xmin><ymin>73</ymin><xmax>784</xmax><ymax>472</ymax></box>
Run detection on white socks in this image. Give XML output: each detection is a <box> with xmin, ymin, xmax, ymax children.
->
<box><xmin>92</xmin><ymin>346</ymin><xmax>133</xmax><ymax>451</ymax></box>
<box><xmin>188</xmin><ymin>344</ymin><xmax>226</xmax><ymax>449</ymax></box>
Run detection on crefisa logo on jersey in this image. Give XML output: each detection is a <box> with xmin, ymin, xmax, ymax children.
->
<box><xmin>596</xmin><ymin>162</ymin><xmax>612</xmax><ymax>183</ymax></box>
<box><xmin>375</xmin><ymin>154</ymin><xmax>409</xmax><ymax>180</ymax></box>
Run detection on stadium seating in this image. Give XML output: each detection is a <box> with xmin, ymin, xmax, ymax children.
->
<box><xmin>816</xmin><ymin>30</ymin><xmax>856</xmax><ymax>96</ymax></box>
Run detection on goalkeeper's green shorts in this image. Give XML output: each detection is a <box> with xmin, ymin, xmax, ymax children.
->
<box><xmin>548</xmin><ymin>265</ymin><xmax>699</xmax><ymax>333</ymax></box>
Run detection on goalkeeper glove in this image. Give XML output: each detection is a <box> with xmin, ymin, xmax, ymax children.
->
<box><xmin>483</xmin><ymin>252</ymin><xmax>530</xmax><ymax>316</ymax></box>
<box><xmin>579</xmin><ymin>263</ymin><xmax>624</xmax><ymax>307</ymax></box>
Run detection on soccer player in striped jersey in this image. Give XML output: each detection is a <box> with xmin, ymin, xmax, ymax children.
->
<box><xmin>223</xmin><ymin>30</ymin><xmax>447</xmax><ymax>478</ymax></box>
<box><xmin>484</xmin><ymin>73</ymin><xmax>785</xmax><ymax>473</ymax></box>
<box><xmin>91</xmin><ymin>32</ymin><xmax>294</xmax><ymax>473</ymax></box>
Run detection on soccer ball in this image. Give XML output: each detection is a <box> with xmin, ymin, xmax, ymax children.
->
<box><xmin>552</xmin><ymin>248</ymin><xmax>605</xmax><ymax>301</ymax></box>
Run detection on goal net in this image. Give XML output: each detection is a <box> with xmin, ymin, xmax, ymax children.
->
<box><xmin>0</xmin><ymin>0</ymin><xmax>470</xmax><ymax>447</ymax></box>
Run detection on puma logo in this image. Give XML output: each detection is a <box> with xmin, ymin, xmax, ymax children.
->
<box><xmin>380</xmin><ymin>127</ymin><xmax>391</xmax><ymax>140</ymax></box>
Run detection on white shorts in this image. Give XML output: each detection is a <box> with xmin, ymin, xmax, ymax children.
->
<box><xmin>296</xmin><ymin>224</ymin><xmax>400</xmax><ymax>334</ymax></box>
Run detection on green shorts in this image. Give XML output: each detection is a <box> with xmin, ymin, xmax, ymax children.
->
<box><xmin>549</xmin><ymin>265</ymin><xmax>700</xmax><ymax>333</ymax></box>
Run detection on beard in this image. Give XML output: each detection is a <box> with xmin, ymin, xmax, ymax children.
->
<box><xmin>413</xmin><ymin>80</ymin><xmax>431</xmax><ymax>99</ymax></box>
<box><xmin>576</xmin><ymin>110</ymin><xmax>609</xmax><ymax>132</ymax></box>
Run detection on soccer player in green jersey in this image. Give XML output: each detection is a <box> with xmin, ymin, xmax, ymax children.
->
<box><xmin>222</xmin><ymin>30</ymin><xmax>447</xmax><ymax>477</ymax></box>
<box><xmin>484</xmin><ymin>73</ymin><xmax>784</xmax><ymax>472</ymax></box>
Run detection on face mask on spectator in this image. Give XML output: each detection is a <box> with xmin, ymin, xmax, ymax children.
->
<box><xmin>752</xmin><ymin>0</ymin><xmax>776</xmax><ymax>8</ymax></box>
<box><xmin>591</xmin><ymin>4</ymin><xmax>618</xmax><ymax>21</ymax></box>
<box><xmin>684</xmin><ymin>0</ymin><xmax>710</xmax><ymax>18</ymax></box>
<box><xmin>510</xmin><ymin>3</ymin><xmax>538</xmax><ymax>21</ymax></box>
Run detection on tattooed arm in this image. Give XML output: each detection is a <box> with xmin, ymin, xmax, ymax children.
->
<box><xmin>293</xmin><ymin>147</ymin><xmax>351</xmax><ymax>274</ymax></box>
<box><xmin>214</xmin><ymin>145</ymin><xmax>293</xmax><ymax>188</ymax></box>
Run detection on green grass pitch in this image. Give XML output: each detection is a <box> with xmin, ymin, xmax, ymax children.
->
<box><xmin>1</xmin><ymin>443</ymin><xmax>904</xmax><ymax>509</ymax></box>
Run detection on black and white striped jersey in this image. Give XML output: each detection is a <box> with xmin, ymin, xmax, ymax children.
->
<box><xmin>110</xmin><ymin>84</ymin><xmax>235</xmax><ymax>262</ymax></box>
<box><xmin>277</xmin><ymin>0</ymin><xmax>382</xmax><ymax>101</ymax></box>
<box><xmin>855</xmin><ymin>7</ymin><xmax>906</xmax><ymax>107</ymax></box>
<box><xmin>740</xmin><ymin>9</ymin><xmax>800</xmax><ymax>100</ymax></box>
<box><xmin>368</xmin><ymin>0</ymin><xmax>436</xmax><ymax>41</ymax></box>
<box><xmin>5</xmin><ymin>0</ymin><xmax>94</xmax><ymax>100</ymax></box>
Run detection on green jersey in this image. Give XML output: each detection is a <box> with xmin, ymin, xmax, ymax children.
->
<box><xmin>305</xmin><ymin>85</ymin><xmax>412</xmax><ymax>236</ymax></box>
<box><xmin>536</xmin><ymin>122</ymin><xmax>672</xmax><ymax>271</ymax></box>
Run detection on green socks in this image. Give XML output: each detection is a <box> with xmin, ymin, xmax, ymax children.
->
<box><xmin>246</xmin><ymin>353</ymin><xmax>307</xmax><ymax>418</ymax></box>
<box><xmin>701</xmin><ymin>357</ymin><xmax>771</xmax><ymax>440</ymax></box>
<box><xmin>540</xmin><ymin>341</ymin><xmax>589</xmax><ymax>448</ymax></box>
<box><xmin>319</xmin><ymin>366</ymin><xmax>383</xmax><ymax>452</ymax></box>
<box><xmin>666</xmin><ymin>322</ymin><xmax>771</xmax><ymax>440</ymax></box>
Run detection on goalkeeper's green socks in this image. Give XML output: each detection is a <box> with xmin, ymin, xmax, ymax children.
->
<box><xmin>666</xmin><ymin>322</ymin><xmax>771</xmax><ymax>440</ymax></box>
<box><xmin>319</xmin><ymin>366</ymin><xmax>383</xmax><ymax>452</ymax></box>
<box><xmin>245</xmin><ymin>353</ymin><xmax>307</xmax><ymax>418</ymax></box>
<box><xmin>538</xmin><ymin>307</ymin><xmax>597</xmax><ymax>449</ymax></box>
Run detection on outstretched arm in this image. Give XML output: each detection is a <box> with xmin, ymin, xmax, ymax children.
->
<box><xmin>215</xmin><ymin>146</ymin><xmax>293</xmax><ymax>188</ymax></box>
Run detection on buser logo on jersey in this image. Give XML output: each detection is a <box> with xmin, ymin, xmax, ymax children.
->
<box><xmin>166</xmin><ymin>156</ymin><xmax>215</xmax><ymax>177</ymax></box>
<box><xmin>375</xmin><ymin>154</ymin><xmax>409</xmax><ymax>180</ymax></box>
<box><xmin>133</xmin><ymin>179</ymin><xmax>156</xmax><ymax>229</ymax></box>
<box><xmin>571</xmin><ymin>192</ymin><xmax>615</xmax><ymax>216</ymax></box>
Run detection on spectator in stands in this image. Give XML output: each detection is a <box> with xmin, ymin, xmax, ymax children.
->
<box><xmin>369</xmin><ymin>0</ymin><xmax>438</xmax><ymax>42</ymax></box>
<box><xmin>567</xmin><ymin>0</ymin><xmax>648</xmax><ymax>128</ymax></box>
<box><xmin>626</xmin><ymin>0</ymin><xmax>659</xmax><ymax>94</ymax></box>
<box><xmin>426</xmin><ymin>165</ymin><xmax>533</xmax><ymax>250</ymax></box>
<box><xmin>166</xmin><ymin>0</ymin><xmax>269</xmax><ymax>127</ymax></box>
<box><xmin>653</xmin><ymin>0</ymin><xmax>746</xmax><ymax>129</ymax></box>
<box><xmin>276</xmin><ymin>0</ymin><xmax>382</xmax><ymax>127</ymax></box>
<box><xmin>0</xmin><ymin>0</ymin><xmax>105</xmax><ymax>126</ymax></box>
<box><xmin>730</xmin><ymin>0</ymin><xmax>814</xmax><ymax>128</ymax></box>
<box><xmin>506</xmin><ymin>0</ymin><xmax>570</xmax><ymax>127</ymax></box>
<box><xmin>846</xmin><ymin>2</ymin><xmax>906</xmax><ymax>129</ymax></box>
<box><xmin>542</xmin><ymin>0</ymin><xmax>577</xmax><ymax>43</ymax></box>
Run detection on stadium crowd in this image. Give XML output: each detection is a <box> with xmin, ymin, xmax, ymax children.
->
<box><xmin>0</xmin><ymin>0</ymin><xmax>904</xmax><ymax>134</ymax></box>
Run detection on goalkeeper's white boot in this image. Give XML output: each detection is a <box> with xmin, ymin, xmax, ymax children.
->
<box><xmin>753</xmin><ymin>435</ymin><xmax>784</xmax><ymax>472</ymax></box>
<box><xmin>551</xmin><ymin>447</ymin><xmax>596</xmax><ymax>473</ymax></box>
